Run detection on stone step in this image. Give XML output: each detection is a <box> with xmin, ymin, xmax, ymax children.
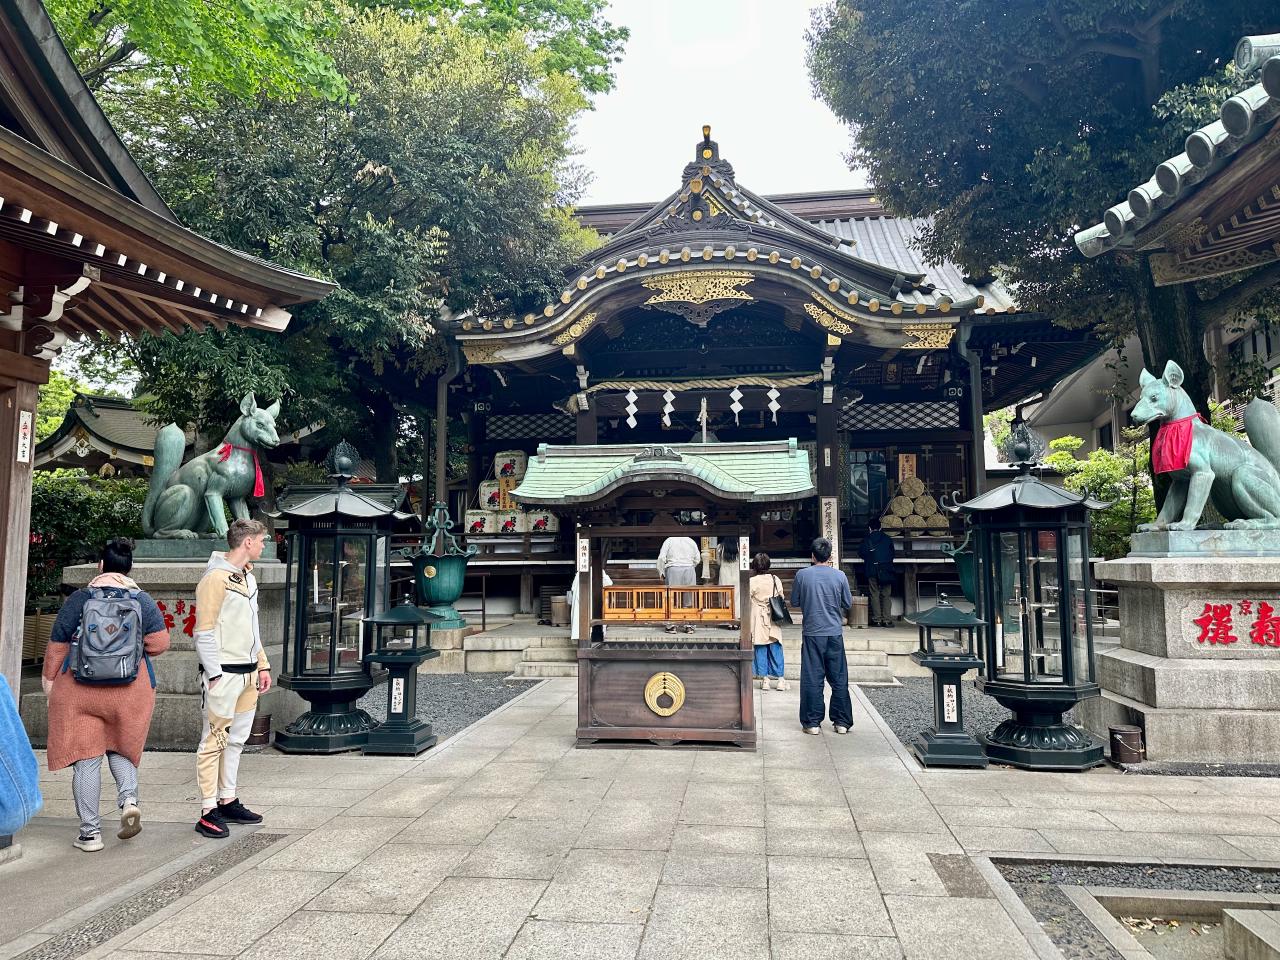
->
<box><xmin>521</xmin><ymin>646</ymin><xmax>576</xmax><ymax>663</ymax></box>
<box><xmin>512</xmin><ymin>661</ymin><xmax>578</xmax><ymax>679</ymax></box>
<box><xmin>22</xmin><ymin>691</ymin><xmax>203</xmax><ymax>751</ymax></box>
<box><xmin>1224</xmin><ymin>909</ymin><xmax>1280</xmax><ymax>960</ymax></box>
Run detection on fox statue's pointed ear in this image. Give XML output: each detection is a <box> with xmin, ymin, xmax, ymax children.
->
<box><xmin>1162</xmin><ymin>360</ymin><xmax>1185</xmax><ymax>388</ymax></box>
<box><xmin>239</xmin><ymin>393</ymin><xmax>257</xmax><ymax>417</ymax></box>
<box><xmin>1139</xmin><ymin>368</ymin><xmax>1156</xmax><ymax>387</ymax></box>
<box><xmin>265</xmin><ymin>399</ymin><xmax>281</xmax><ymax>419</ymax></box>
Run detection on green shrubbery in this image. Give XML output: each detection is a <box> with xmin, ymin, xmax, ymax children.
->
<box><xmin>27</xmin><ymin>472</ymin><xmax>147</xmax><ymax>610</ymax></box>
<box><xmin>1043</xmin><ymin>432</ymin><xmax>1156</xmax><ymax>560</ymax></box>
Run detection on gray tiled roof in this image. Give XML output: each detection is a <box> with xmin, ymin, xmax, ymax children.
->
<box><xmin>1076</xmin><ymin>34</ymin><xmax>1280</xmax><ymax>258</ymax></box>
<box><xmin>814</xmin><ymin>217</ymin><xmax>1017</xmax><ymax>312</ymax></box>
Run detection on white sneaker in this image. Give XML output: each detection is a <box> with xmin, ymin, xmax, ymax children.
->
<box><xmin>119</xmin><ymin>801</ymin><xmax>142</xmax><ymax>840</ymax></box>
<box><xmin>773</xmin><ymin>678</ymin><xmax>790</xmax><ymax>691</ymax></box>
<box><xmin>755</xmin><ymin>678</ymin><xmax>768</xmax><ymax>690</ymax></box>
<box><xmin>834</xmin><ymin>725</ymin><xmax>850</xmax><ymax>735</ymax></box>
<box><xmin>73</xmin><ymin>833</ymin><xmax>104</xmax><ymax>852</ymax></box>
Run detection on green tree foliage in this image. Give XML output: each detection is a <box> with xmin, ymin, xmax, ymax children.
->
<box><xmin>1043</xmin><ymin>430</ymin><xmax>1155</xmax><ymax>558</ymax></box>
<box><xmin>45</xmin><ymin>0</ymin><xmax>345</xmax><ymax>100</ymax></box>
<box><xmin>807</xmin><ymin>1</ymin><xmax>1280</xmax><ymax>409</ymax></box>
<box><xmin>36</xmin><ymin>369</ymin><xmax>82</xmax><ymax>442</ymax></box>
<box><xmin>81</xmin><ymin>9</ymin><xmax>598</xmax><ymax>478</ymax></box>
<box><xmin>27</xmin><ymin>474</ymin><xmax>147</xmax><ymax>607</ymax></box>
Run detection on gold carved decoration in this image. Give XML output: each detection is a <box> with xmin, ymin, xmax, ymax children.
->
<box><xmin>1158</xmin><ymin>216</ymin><xmax>1207</xmax><ymax>253</ymax></box>
<box><xmin>462</xmin><ymin>343</ymin><xmax>501</xmax><ymax>365</ymax></box>
<box><xmin>900</xmin><ymin>323</ymin><xmax>957</xmax><ymax>349</ymax></box>
<box><xmin>803</xmin><ymin>302</ymin><xmax>853</xmax><ymax>336</ymax></box>
<box><xmin>643</xmin><ymin>270</ymin><xmax>754</xmax><ymax>306</ymax></box>
<box><xmin>643</xmin><ymin>271</ymin><xmax>754</xmax><ymax>327</ymax></box>
<box><xmin>552</xmin><ymin>312</ymin><xmax>598</xmax><ymax>346</ymax></box>
<box><xmin>706</xmin><ymin>194</ymin><xmax>726</xmax><ymax>217</ymax></box>
<box><xmin>810</xmin><ymin>291</ymin><xmax>864</xmax><ymax>326</ymax></box>
<box><xmin>1150</xmin><ymin>245</ymin><xmax>1280</xmax><ymax>286</ymax></box>
<box><xmin>644</xmin><ymin>671</ymin><xmax>686</xmax><ymax>717</ymax></box>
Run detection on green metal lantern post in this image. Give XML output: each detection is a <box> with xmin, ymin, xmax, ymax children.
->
<box><xmin>906</xmin><ymin>595</ymin><xmax>987</xmax><ymax>769</ymax></box>
<box><xmin>363</xmin><ymin>597</ymin><xmax>442</xmax><ymax>756</ymax></box>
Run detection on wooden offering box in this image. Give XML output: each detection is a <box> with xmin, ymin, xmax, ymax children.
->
<box><xmin>513</xmin><ymin>440</ymin><xmax>813</xmax><ymax>749</ymax></box>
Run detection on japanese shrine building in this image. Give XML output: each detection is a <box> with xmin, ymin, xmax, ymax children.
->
<box><xmin>449</xmin><ymin>129</ymin><xmax>1100</xmax><ymax>607</ymax></box>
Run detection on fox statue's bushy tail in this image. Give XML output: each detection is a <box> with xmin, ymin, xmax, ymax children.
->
<box><xmin>141</xmin><ymin>423</ymin><xmax>186</xmax><ymax>536</ymax></box>
<box><xmin>1244</xmin><ymin>399</ymin><xmax>1280</xmax><ymax>476</ymax></box>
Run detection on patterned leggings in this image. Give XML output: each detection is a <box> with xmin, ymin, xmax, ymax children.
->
<box><xmin>71</xmin><ymin>752</ymin><xmax>138</xmax><ymax>837</ymax></box>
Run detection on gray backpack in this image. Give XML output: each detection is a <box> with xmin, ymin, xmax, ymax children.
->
<box><xmin>64</xmin><ymin>587</ymin><xmax>150</xmax><ymax>686</ymax></box>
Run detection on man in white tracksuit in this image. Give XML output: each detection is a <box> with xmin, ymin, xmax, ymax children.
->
<box><xmin>192</xmin><ymin>519</ymin><xmax>272</xmax><ymax>839</ymax></box>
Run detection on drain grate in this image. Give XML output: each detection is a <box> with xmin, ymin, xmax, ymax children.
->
<box><xmin>14</xmin><ymin>832</ymin><xmax>285</xmax><ymax>960</ymax></box>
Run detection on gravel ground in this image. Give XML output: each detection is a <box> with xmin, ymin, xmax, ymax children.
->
<box><xmin>357</xmin><ymin>674</ymin><xmax>540</xmax><ymax>741</ymax></box>
<box><xmin>995</xmin><ymin>861</ymin><xmax>1280</xmax><ymax>960</ymax></box>
<box><xmin>859</xmin><ymin>677</ymin><xmax>1076</xmax><ymax>746</ymax></box>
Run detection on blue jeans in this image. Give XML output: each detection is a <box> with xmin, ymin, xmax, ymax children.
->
<box><xmin>753</xmin><ymin>642</ymin><xmax>784</xmax><ymax>678</ymax></box>
<box><xmin>800</xmin><ymin>634</ymin><xmax>853</xmax><ymax>728</ymax></box>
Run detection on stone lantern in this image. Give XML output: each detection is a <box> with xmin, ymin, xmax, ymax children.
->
<box><xmin>946</xmin><ymin>427</ymin><xmax>1108</xmax><ymax>770</ymax></box>
<box><xmin>906</xmin><ymin>595</ymin><xmax>987</xmax><ymax>768</ymax></box>
<box><xmin>273</xmin><ymin>441</ymin><xmax>419</xmax><ymax>754</ymax></box>
<box><xmin>362</xmin><ymin>597</ymin><xmax>441</xmax><ymax>756</ymax></box>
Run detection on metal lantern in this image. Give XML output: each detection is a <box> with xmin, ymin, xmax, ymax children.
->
<box><xmin>906</xmin><ymin>595</ymin><xmax>987</xmax><ymax>768</ymax></box>
<box><xmin>273</xmin><ymin>441</ymin><xmax>420</xmax><ymax>754</ymax></box>
<box><xmin>362</xmin><ymin>597</ymin><xmax>441</xmax><ymax>756</ymax></box>
<box><xmin>402</xmin><ymin>502</ymin><xmax>478</xmax><ymax>630</ymax></box>
<box><xmin>947</xmin><ymin>428</ymin><xmax>1107</xmax><ymax>771</ymax></box>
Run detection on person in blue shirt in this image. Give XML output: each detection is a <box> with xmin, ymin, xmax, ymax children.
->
<box><xmin>790</xmin><ymin>537</ymin><xmax>854</xmax><ymax>734</ymax></box>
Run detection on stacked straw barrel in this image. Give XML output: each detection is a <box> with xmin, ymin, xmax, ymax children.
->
<box><xmin>879</xmin><ymin>475</ymin><xmax>949</xmax><ymax>536</ymax></box>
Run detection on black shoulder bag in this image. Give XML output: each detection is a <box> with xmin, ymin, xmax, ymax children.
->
<box><xmin>768</xmin><ymin>575</ymin><xmax>793</xmax><ymax>625</ymax></box>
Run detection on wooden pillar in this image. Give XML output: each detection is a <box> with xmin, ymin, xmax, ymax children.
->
<box><xmin>737</xmin><ymin>528</ymin><xmax>754</xmax><ymax>736</ymax></box>
<box><xmin>959</xmin><ymin>323</ymin><xmax>987</xmax><ymax>496</ymax></box>
<box><xmin>0</xmin><ymin>375</ymin><xmax>41</xmax><ymax>699</ymax></box>
<box><xmin>576</xmin><ymin>405</ymin><xmax>598</xmax><ymax>445</ymax></box>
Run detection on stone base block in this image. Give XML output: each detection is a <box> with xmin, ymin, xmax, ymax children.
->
<box><xmin>1077</xmin><ymin>689</ymin><xmax>1280</xmax><ymax>763</ymax></box>
<box><xmin>22</xmin><ymin>691</ymin><xmax>203</xmax><ymax>751</ymax></box>
<box><xmin>465</xmin><ymin>650</ymin><xmax>522</xmax><ymax>673</ymax></box>
<box><xmin>1097</xmin><ymin>647</ymin><xmax>1280</xmax><ymax>710</ymax></box>
<box><xmin>417</xmin><ymin>650</ymin><xmax>465</xmax><ymax>674</ymax></box>
<box><xmin>132</xmin><ymin>538</ymin><xmax>277</xmax><ymax>561</ymax></box>
<box><xmin>430</xmin><ymin>627</ymin><xmax>476</xmax><ymax>651</ymax></box>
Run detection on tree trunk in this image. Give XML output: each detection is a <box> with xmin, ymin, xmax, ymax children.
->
<box><xmin>1133</xmin><ymin>261</ymin><xmax>1213</xmax><ymax>419</ymax></box>
<box><xmin>363</xmin><ymin>392</ymin><xmax>399</xmax><ymax>482</ymax></box>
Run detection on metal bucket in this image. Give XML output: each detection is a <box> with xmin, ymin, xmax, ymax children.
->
<box><xmin>246</xmin><ymin>713</ymin><xmax>272</xmax><ymax>747</ymax></box>
<box><xmin>1109</xmin><ymin>724</ymin><xmax>1144</xmax><ymax>764</ymax></box>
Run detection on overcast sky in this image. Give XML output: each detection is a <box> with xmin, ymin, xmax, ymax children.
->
<box><xmin>572</xmin><ymin>0</ymin><xmax>868</xmax><ymax>206</ymax></box>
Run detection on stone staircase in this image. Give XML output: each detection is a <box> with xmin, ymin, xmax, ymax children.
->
<box><xmin>510</xmin><ymin>632</ymin><xmax>901</xmax><ymax>684</ymax></box>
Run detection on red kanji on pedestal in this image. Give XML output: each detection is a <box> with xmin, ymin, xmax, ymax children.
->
<box><xmin>182</xmin><ymin>604</ymin><xmax>197</xmax><ymax>638</ymax></box>
<box><xmin>175</xmin><ymin>599</ymin><xmax>186</xmax><ymax>615</ymax></box>
<box><xmin>1250</xmin><ymin>601</ymin><xmax>1280</xmax><ymax>647</ymax></box>
<box><xmin>1240</xmin><ymin>600</ymin><xmax>1254</xmax><ymax>617</ymax></box>
<box><xmin>1193</xmin><ymin>603</ymin><xmax>1238</xmax><ymax>645</ymax></box>
<box><xmin>156</xmin><ymin>600</ymin><xmax>175</xmax><ymax>631</ymax></box>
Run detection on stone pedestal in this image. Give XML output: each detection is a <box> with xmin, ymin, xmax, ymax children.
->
<box><xmin>1083</xmin><ymin>546</ymin><xmax>1280</xmax><ymax>763</ymax></box>
<box><xmin>20</xmin><ymin>558</ymin><xmax>289</xmax><ymax>751</ymax></box>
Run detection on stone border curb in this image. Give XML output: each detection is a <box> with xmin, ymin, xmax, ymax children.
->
<box><xmin>971</xmin><ymin>856</ymin><xmax>1067</xmax><ymax>960</ymax></box>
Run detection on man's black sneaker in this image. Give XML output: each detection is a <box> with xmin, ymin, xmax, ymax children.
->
<box><xmin>195</xmin><ymin>808</ymin><xmax>230</xmax><ymax>839</ymax></box>
<box><xmin>217</xmin><ymin>798</ymin><xmax>264</xmax><ymax>824</ymax></box>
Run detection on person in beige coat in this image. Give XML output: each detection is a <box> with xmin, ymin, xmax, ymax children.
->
<box><xmin>748</xmin><ymin>552</ymin><xmax>788</xmax><ymax>690</ymax></box>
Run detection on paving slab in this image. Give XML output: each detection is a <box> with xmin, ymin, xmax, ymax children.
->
<box><xmin>259</xmin><ymin>817</ymin><xmax>412</xmax><ymax>873</ymax></box>
<box><xmin>769</xmin><ymin>933</ymin><xmax>904</xmax><ymax>960</ymax></box>
<box><xmin>768</xmin><ymin>856</ymin><xmax>892</xmax><ymax>936</ymax></box>
<box><xmin>638</xmin><ymin>885</ymin><xmax>769</xmax><ymax>960</ymax></box>
<box><xmin>661</xmin><ymin>851</ymin><xmax>768</xmax><ymax>888</ymax></box>
<box><xmin>861</xmin><ymin>832</ymin><xmax>963</xmax><ymax>898</ymax></box>
<box><xmin>237</xmin><ymin>910</ymin><xmax>403</xmax><ymax>960</ymax></box>
<box><xmin>370</xmin><ymin>876</ymin><xmax>545</xmax><ymax>960</ymax></box>
<box><xmin>305</xmin><ymin>844</ymin><xmax>470</xmax><ymax>914</ymax></box>
<box><xmin>504</xmin><ymin>919</ymin><xmax>644</xmax><ymax>960</ymax></box>
<box><xmin>884</xmin><ymin>895</ymin><xmax>1039</xmax><ymax>960</ymax></box>
<box><xmin>532</xmin><ymin>848</ymin><xmax>665</xmax><ymax>923</ymax></box>
<box><xmin>453</xmin><ymin>818</ymin><xmax>583</xmax><ymax>880</ymax></box>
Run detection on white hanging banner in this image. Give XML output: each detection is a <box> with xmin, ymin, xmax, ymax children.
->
<box><xmin>16</xmin><ymin>410</ymin><xmax>33</xmax><ymax>463</ymax></box>
<box><xmin>624</xmin><ymin>389</ymin><xmax>638</xmax><ymax>429</ymax></box>
<box><xmin>739</xmin><ymin>537</ymin><xmax>751</xmax><ymax>571</ymax></box>
<box><xmin>820</xmin><ymin>496</ymin><xmax>840</xmax><ymax>567</ymax></box>
<box><xmin>577</xmin><ymin>536</ymin><xmax>590</xmax><ymax>573</ymax></box>
<box><xmin>661</xmin><ymin>390</ymin><xmax>675</xmax><ymax>427</ymax></box>
<box><xmin>729</xmin><ymin>386</ymin><xmax>743</xmax><ymax>425</ymax></box>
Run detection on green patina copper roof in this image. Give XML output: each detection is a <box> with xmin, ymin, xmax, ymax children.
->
<box><xmin>512</xmin><ymin>439</ymin><xmax>814</xmax><ymax>507</ymax></box>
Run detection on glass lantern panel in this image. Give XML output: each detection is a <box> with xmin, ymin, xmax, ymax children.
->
<box><xmin>1026</xmin><ymin>529</ymin><xmax>1064</xmax><ymax>683</ymax></box>
<box><xmin>1067</xmin><ymin>529</ymin><xmax>1093</xmax><ymax>684</ymax></box>
<box><xmin>304</xmin><ymin>536</ymin><xmax>336</xmax><ymax>674</ymax></box>
<box><xmin>372</xmin><ymin>536</ymin><xmax>390</xmax><ymax>616</ymax></box>
<box><xmin>993</xmin><ymin>531</ymin><xmax>1024</xmax><ymax>679</ymax></box>
<box><xmin>335</xmin><ymin>537</ymin><xmax>370</xmax><ymax>672</ymax></box>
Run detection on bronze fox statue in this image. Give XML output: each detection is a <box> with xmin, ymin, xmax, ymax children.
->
<box><xmin>1133</xmin><ymin>360</ymin><xmax>1280</xmax><ymax>530</ymax></box>
<box><xmin>142</xmin><ymin>393</ymin><xmax>282</xmax><ymax>539</ymax></box>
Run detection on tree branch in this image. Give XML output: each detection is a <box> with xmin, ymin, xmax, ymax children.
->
<box><xmin>1196</xmin><ymin>260</ymin><xmax>1280</xmax><ymax>323</ymax></box>
<box><xmin>80</xmin><ymin>40</ymin><xmax>138</xmax><ymax>88</ymax></box>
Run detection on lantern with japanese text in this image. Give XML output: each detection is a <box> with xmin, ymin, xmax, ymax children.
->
<box><xmin>946</xmin><ymin>430</ymin><xmax>1108</xmax><ymax>771</ymax></box>
<box><xmin>362</xmin><ymin>597</ymin><xmax>442</xmax><ymax>756</ymax></box>
<box><xmin>906</xmin><ymin>595</ymin><xmax>987</xmax><ymax>768</ymax></box>
<box><xmin>272</xmin><ymin>441</ymin><xmax>420</xmax><ymax>754</ymax></box>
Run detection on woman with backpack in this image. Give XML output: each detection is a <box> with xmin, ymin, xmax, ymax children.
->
<box><xmin>748</xmin><ymin>552</ymin><xmax>789</xmax><ymax>691</ymax></box>
<box><xmin>42</xmin><ymin>538</ymin><xmax>169</xmax><ymax>852</ymax></box>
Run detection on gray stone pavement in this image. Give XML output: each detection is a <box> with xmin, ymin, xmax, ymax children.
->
<box><xmin>10</xmin><ymin>678</ymin><xmax>1280</xmax><ymax>960</ymax></box>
